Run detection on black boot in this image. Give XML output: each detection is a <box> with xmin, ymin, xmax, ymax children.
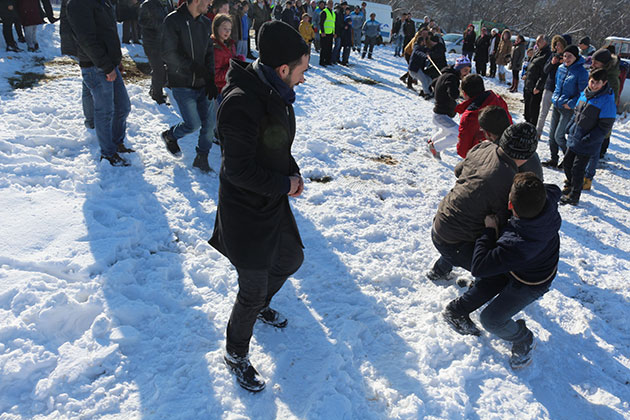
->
<box><xmin>117</xmin><ymin>143</ymin><xmax>135</xmax><ymax>153</ymax></box>
<box><xmin>224</xmin><ymin>352</ymin><xmax>266</xmax><ymax>392</ymax></box>
<box><xmin>510</xmin><ymin>320</ymin><xmax>534</xmax><ymax>369</ymax></box>
<box><xmin>442</xmin><ymin>300</ymin><xmax>482</xmax><ymax>336</ymax></box>
<box><xmin>192</xmin><ymin>151</ymin><xmax>212</xmax><ymax>173</ymax></box>
<box><xmin>541</xmin><ymin>159</ymin><xmax>558</xmax><ymax>168</ymax></box>
<box><xmin>161</xmin><ymin>130</ymin><xmax>181</xmax><ymax>157</ymax></box>
<box><xmin>257</xmin><ymin>307</ymin><xmax>288</xmax><ymax>328</ymax></box>
<box><xmin>100</xmin><ymin>153</ymin><xmax>130</xmax><ymax>167</ymax></box>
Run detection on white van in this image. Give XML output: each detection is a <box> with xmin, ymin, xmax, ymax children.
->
<box><xmin>348</xmin><ymin>2</ymin><xmax>393</xmax><ymax>43</ymax></box>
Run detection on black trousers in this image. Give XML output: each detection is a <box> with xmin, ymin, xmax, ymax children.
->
<box><xmin>320</xmin><ymin>33</ymin><xmax>332</xmax><ymax>65</ymax></box>
<box><xmin>226</xmin><ymin>226</ymin><xmax>304</xmax><ymax>357</ymax></box>
<box><xmin>475</xmin><ymin>59</ymin><xmax>487</xmax><ymax>76</ymax></box>
<box><xmin>524</xmin><ymin>89</ymin><xmax>543</xmax><ymax>125</ymax></box>
<box><xmin>122</xmin><ymin>19</ymin><xmax>140</xmax><ymax>43</ymax></box>
<box><xmin>1</xmin><ymin>12</ymin><xmax>17</xmax><ymax>47</ymax></box>
<box><xmin>563</xmin><ymin>149</ymin><xmax>590</xmax><ymax>201</ymax></box>
<box><xmin>489</xmin><ymin>55</ymin><xmax>497</xmax><ymax>77</ymax></box>
<box><xmin>144</xmin><ymin>45</ymin><xmax>166</xmax><ymax>98</ymax></box>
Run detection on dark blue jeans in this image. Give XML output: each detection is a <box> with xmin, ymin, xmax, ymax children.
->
<box><xmin>80</xmin><ymin>66</ymin><xmax>131</xmax><ymax>157</ymax></box>
<box><xmin>452</xmin><ymin>275</ymin><xmax>551</xmax><ymax>342</ymax></box>
<box><xmin>82</xmin><ymin>79</ymin><xmax>94</xmax><ymax>128</ymax></box>
<box><xmin>430</xmin><ymin>229</ymin><xmax>475</xmax><ymax>276</ymax></box>
<box><xmin>548</xmin><ymin>105</ymin><xmax>572</xmax><ymax>162</ymax></box>
<box><xmin>171</xmin><ymin>87</ymin><xmax>215</xmax><ymax>154</ymax></box>
<box><xmin>332</xmin><ymin>35</ymin><xmax>342</xmax><ymax>63</ymax></box>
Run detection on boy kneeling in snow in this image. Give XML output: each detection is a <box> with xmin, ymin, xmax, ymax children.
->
<box><xmin>426</xmin><ymin>56</ymin><xmax>471</xmax><ymax>160</ymax></box>
<box><xmin>443</xmin><ymin>172</ymin><xmax>562</xmax><ymax>369</ymax></box>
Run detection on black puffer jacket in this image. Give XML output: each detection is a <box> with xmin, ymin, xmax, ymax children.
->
<box><xmin>524</xmin><ymin>44</ymin><xmax>551</xmax><ymax>93</ymax></box>
<box><xmin>432</xmin><ymin>66</ymin><xmax>460</xmax><ymax>117</ymax></box>
<box><xmin>210</xmin><ymin>60</ymin><xmax>302</xmax><ymax>269</ymax></box>
<box><xmin>161</xmin><ymin>5</ymin><xmax>214</xmax><ymax>89</ymax></box>
<box><xmin>66</xmin><ymin>0</ymin><xmax>122</xmax><ymax>74</ymax></box>
<box><xmin>138</xmin><ymin>0</ymin><xmax>173</xmax><ymax>49</ymax></box>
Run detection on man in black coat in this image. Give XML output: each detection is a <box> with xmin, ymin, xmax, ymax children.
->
<box><xmin>67</xmin><ymin>0</ymin><xmax>133</xmax><ymax>166</ymax></box>
<box><xmin>139</xmin><ymin>0</ymin><xmax>174</xmax><ymax>104</ymax></box>
<box><xmin>160</xmin><ymin>0</ymin><xmax>218</xmax><ymax>173</ymax></box>
<box><xmin>402</xmin><ymin>13</ymin><xmax>415</xmax><ymax>48</ymax></box>
<box><xmin>210</xmin><ymin>20</ymin><xmax>309</xmax><ymax>392</ymax></box>
<box><xmin>523</xmin><ymin>35</ymin><xmax>551</xmax><ymax>125</ymax></box>
<box><xmin>474</xmin><ymin>27</ymin><xmax>490</xmax><ymax>76</ymax></box>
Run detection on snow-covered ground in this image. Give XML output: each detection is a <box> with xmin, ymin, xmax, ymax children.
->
<box><xmin>1</xmin><ymin>23</ymin><xmax>629</xmax><ymax>419</ymax></box>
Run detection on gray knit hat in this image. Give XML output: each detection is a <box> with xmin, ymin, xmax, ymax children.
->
<box><xmin>498</xmin><ymin>122</ymin><xmax>538</xmax><ymax>160</ymax></box>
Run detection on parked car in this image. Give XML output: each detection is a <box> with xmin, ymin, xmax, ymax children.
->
<box><xmin>443</xmin><ymin>33</ymin><xmax>464</xmax><ymax>54</ymax></box>
<box><xmin>602</xmin><ymin>36</ymin><xmax>630</xmax><ymax>59</ymax></box>
<box><xmin>619</xmin><ymin>58</ymin><xmax>630</xmax><ymax>113</ymax></box>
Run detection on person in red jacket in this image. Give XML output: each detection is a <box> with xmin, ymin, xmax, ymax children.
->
<box><xmin>212</xmin><ymin>13</ymin><xmax>244</xmax><ymax>95</ymax></box>
<box><xmin>455</xmin><ymin>74</ymin><xmax>512</xmax><ymax>158</ymax></box>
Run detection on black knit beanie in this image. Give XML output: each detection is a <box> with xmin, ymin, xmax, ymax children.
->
<box><xmin>258</xmin><ymin>21</ymin><xmax>310</xmax><ymax>68</ymax></box>
<box><xmin>592</xmin><ymin>49</ymin><xmax>612</xmax><ymax>65</ymax></box>
<box><xmin>498</xmin><ymin>122</ymin><xmax>538</xmax><ymax>160</ymax></box>
<box><xmin>579</xmin><ymin>36</ymin><xmax>590</xmax><ymax>46</ymax></box>
<box><xmin>564</xmin><ymin>45</ymin><xmax>579</xmax><ymax>59</ymax></box>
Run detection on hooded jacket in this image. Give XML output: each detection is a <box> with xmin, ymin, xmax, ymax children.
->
<box><xmin>471</xmin><ymin>184</ymin><xmax>562</xmax><ymax>285</ymax></box>
<box><xmin>161</xmin><ymin>5</ymin><xmax>215</xmax><ymax>89</ymax></box>
<box><xmin>552</xmin><ymin>55</ymin><xmax>589</xmax><ymax>109</ymax></box>
<box><xmin>455</xmin><ymin>90</ymin><xmax>512</xmax><ymax>158</ymax></box>
<box><xmin>566</xmin><ymin>85</ymin><xmax>617</xmax><ymax>156</ymax></box>
<box><xmin>432</xmin><ymin>66</ymin><xmax>460</xmax><ymax>117</ymax></box>
<box><xmin>433</xmin><ymin>141</ymin><xmax>519</xmax><ymax>245</ymax></box>
<box><xmin>495</xmin><ymin>30</ymin><xmax>512</xmax><ymax>66</ymax></box>
<box><xmin>209</xmin><ymin>60</ymin><xmax>303</xmax><ymax>269</ymax></box>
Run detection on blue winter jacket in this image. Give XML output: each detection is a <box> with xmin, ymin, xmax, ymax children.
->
<box><xmin>362</xmin><ymin>19</ymin><xmax>380</xmax><ymax>38</ymax></box>
<box><xmin>566</xmin><ymin>86</ymin><xmax>617</xmax><ymax>156</ymax></box>
<box><xmin>471</xmin><ymin>184</ymin><xmax>562</xmax><ymax>285</ymax></box>
<box><xmin>408</xmin><ymin>42</ymin><xmax>428</xmax><ymax>74</ymax></box>
<box><xmin>552</xmin><ymin>56</ymin><xmax>588</xmax><ymax>109</ymax></box>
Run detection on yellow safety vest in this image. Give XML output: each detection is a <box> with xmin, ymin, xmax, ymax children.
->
<box><xmin>323</xmin><ymin>9</ymin><xmax>335</xmax><ymax>34</ymax></box>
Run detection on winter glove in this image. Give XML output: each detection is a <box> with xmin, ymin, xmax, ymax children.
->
<box><xmin>206</xmin><ymin>82</ymin><xmax>218</xmax><ymax>100</ymax></box>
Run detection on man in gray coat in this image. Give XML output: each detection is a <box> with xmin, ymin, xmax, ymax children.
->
<box><xmin>427</xmin><ymin>122</ymin><xmax>539</xmax><ymax>281</ymax></box>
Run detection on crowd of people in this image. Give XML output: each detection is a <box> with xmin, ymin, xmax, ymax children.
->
<box><xmin>3</xmin><ymin>0</ymin><xmax>627</xmax><ymax>394</ymax></box>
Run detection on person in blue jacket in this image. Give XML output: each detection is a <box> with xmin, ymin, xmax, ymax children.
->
<box><xmin>542</xmin><ymin>45</ymin><xmax>588</xmax><ymax>169</ymax></box>
<box><xmin>560</xmin><ymin>68</ymin><xmax>616</xmax><ymax>205</ymax></box>
<box><xmin>443</xmin><ymin>172</ymin><xmax>562</xmax><ymax>369</ymax></box>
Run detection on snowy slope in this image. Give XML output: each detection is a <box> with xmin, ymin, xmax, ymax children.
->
<box><xmin>1</xmin><ymin>24</ymin><xmax>629</xmax><ymax>420</ymax></box>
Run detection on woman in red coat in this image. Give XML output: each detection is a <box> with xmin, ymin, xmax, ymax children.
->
<box><xmin>17</xmin><ymin>0</ymin><xmax>43</xmax><ymax>51</ymax></box>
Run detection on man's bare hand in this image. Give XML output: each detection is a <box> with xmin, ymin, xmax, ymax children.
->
<box><xmin>106</xmin><ymin>69</ymin><xmax>117</xmax><ymax>82</ymax></box>
<box><xmin>288</xmin><ymin>175</ymin><xmax>304</xmax><ymax>197</ymax></box>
